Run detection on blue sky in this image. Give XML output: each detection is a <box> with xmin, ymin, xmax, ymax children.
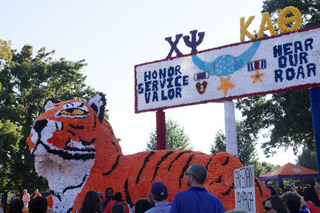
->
<box><xmin>1</xmin><ymin>0</ymin><xmax>296</xmax><ymax>165</ymax></box>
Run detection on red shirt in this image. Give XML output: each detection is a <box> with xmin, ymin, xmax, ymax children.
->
<box><xmin>306</xmin><ymin>201</ymin><xmax>320</xmax><ymax>213</ymax></box>
<box><xmin>34</xmin><ymin>193</ymin><xmax>42</xmax><ymax>197</ymax></box>
<box><xmin>103</xmin><ymin>200</ymin><xmax>129</xmax><ymax>213</ymax></box>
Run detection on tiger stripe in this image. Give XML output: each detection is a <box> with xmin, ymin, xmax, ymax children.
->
<box><xmin>136</xmin><ymin>152</ymin><xmax>156</xmax><ymax>184</ymax></box>
<box><xmin>152</xmin><ymin>151</ymin><xmax>174</xmax><ymax>181</ymax></box>
<box><xmin>179</xmin><ymin>154</ymin><xmax>195</xmax><ymax>187</ymax></box>
<box><xmin>102</xmin><ymin>154</ymin><xmax>121</xmax><ymax>176</ymax></box>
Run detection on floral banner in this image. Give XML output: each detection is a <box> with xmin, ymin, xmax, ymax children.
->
<box><xmin>135</xmin><ymin>26</ymin><xmax>320</xmax><ymax>113</ymax></box>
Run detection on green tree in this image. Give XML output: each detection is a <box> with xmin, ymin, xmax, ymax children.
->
<box><xmin>210</xmin><ymin>121</ymin><xmax>280</xmax><ymax>177</ymax></box>
<box><xmin>236</xmin><ymin>1</ymin><xmax>320</xmax><ymax>156</ymax></box>
<box><xmin>0</xmin><ymin>44</ymin><xmax>103</xmax><ymax>194</ymax></box>
<box><xmin>296</xmin><ymin>148</ymin><xmax>317</xmax><ymax>171</ymax></box>
<box><xmin>252</xmin><ymin>160</ymin><xmax>279</xmax><ymax>179</ymax></box>
<box><xmin>0</xmin><ymin>120</ymin><xmax>22</xmax><ymax>190</ymax></box>
<box><xmin>210</xmin><ymin>121</ymin><xmax>257</xmax><ymax>166</ymax></box>
<box><xmin>146</xmin><ymin>119</ymin><xmax>193</xmax><ymax>151</ymax></box>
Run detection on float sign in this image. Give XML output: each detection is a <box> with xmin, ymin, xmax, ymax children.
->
<box><xmin>234</xmin><ymin>165</ymin><xmax>256</xmax><ymax>212</ymax></box>
<box><xmin>135</xmin><ymin>26</ymin><xmax>320</xmax><ymax>113</ymax></box>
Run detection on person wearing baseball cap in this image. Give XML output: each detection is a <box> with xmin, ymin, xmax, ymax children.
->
<box><xmin>145</xmin><ymin>181</ymin><xmax>171</xmax><ymax>213</ymax></box>
<box><xmin>267</xmin><ymin>181</ymin><xmax>277</xmax><ymax>196</ymax></box>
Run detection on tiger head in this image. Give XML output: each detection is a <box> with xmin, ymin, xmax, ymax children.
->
<box><xmin>26</xmin><ymin>93</ymin><xmax>121</xmax><ymax>212</ymax></box>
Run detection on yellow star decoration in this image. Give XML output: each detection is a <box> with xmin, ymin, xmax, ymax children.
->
<box><xmin>217</xmin><ymin>75</ymin><xmax>235</xmax><ymax>96</ymax></box>
<box><xmin>250</xmin><ymin>70</ymin><xmax>265</xmax><ymax>84</ymax></box>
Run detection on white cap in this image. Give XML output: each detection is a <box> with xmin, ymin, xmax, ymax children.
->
<box><xmin>268</xmin><ymin>181</ymin><xmax>272</xmax><ymax>185</ymax></box>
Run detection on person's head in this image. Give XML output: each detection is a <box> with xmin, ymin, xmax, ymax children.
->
<box><xmin>35</xmin><ymin>189</ymin><xmax>39</xmax><ymax>193</ymax></box>
<box><xmin>263</xmin><ymin>195</ymin><xmax>288</xmax><ymax>213</ymax></box>
<box><xmin>267</xmin><ymin>181</ymin><xmax>272</xmax><ymax>186</ymax></box>
<box><xmin>186</xmin><ymin>163</ymin><xmax>207</xmax><ymax>186</ymax></box>
<box><xmin>8</xmin><ymin>199</ymin><xmax>23</xmax><ymax>213</ymax></box>
<box><xmin>113</xmin><ymin>192</ymin><xmax>124</xmax><ymax>202</ymax></box>
<box><xmin>79</xmin><ymin>191</ymin><xmax>102</xmax><ymax>213</ymax></box>
<box><xmin>111</xmin><ymin>203</ymin><xmax>126</xmax><ymax>213</ymax></box>
<box><xmin>314</xmin><ymin>178</ymin><xmax>320</xmax><ymax>194</ymax></box>
<box><xmin>150</xmin><ymin>181</ymin><xmax>168</xmax><ymax>202</ymax></box>
<box><xmin>23</xmin><ymin>189</ymin><xmax>27</xmax><ymax>194</ymax></box>
<box><xmin>303</xmin><ymin>187</ymin><xmax>319</xmax><ymax>204</ymax></box>
<box><xmin>132</xmin><ymin>198</ymin><xmax>152</xmax><ymax>213</ymax></box>
<box><xmin>106</xmin><ymin>187</ymin><xmax>113</xmax><ymax>197</ymax></box>
<box><xmin>147</xmin><ymin>192</ymin><xmax>154</xmax><ymax>205</ymax></box>
<box><xmin>28</xmin><ymin>196</ymin><xmax>48</xmax><ymax>213</ymax></box>
<box><xmin>285</xmin><ymin>192</ymin><xmax>301</xmax><ymax>212</ymax></box>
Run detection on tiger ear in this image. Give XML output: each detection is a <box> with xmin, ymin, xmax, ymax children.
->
<box><xmin>44</xmin><ymin>98</ymin><xmax>61</xmax><ymax>111</ymax></box>
<box><xmin>88</xmin><ymin>93</ymin><xmax>106</xmax><ymax>123</ymax></box>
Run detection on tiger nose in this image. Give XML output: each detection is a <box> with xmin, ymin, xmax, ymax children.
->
<box><xmin>33</xmin><ymin>119</ymin><xmax>48</xmax><ymax>133</ymax></box>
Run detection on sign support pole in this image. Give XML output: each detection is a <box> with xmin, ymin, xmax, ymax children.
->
<box><xmin>310</xmin><ymin>87</ymin><xmax>320</xmax><ymax>177</ymax></box>
<box><xmin>225</xmin><ymin>100</ymin><xmax>238</xmax><ymax>156</ymax></box>
<box><xmin>156</xmin><ymin>110</ymin><xmax>166</xmax><ymax>150</ymax></box>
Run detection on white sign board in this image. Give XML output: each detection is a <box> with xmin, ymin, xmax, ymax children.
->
<box><xmin>234</xmin><ymin>165</ymin><xmax>256</xmax><ymax>212</ymax></box>
<box><xmin>135</xmin><ymin>26</ymin><xmax>320</xmax><ymax>113</ymax></box>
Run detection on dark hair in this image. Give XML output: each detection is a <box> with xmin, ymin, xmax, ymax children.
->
<box><xmin>8</xmin><ymin>199</ymin><xmax>23</xmax><ymax>213</ymax></box>
<box><xmin>111</xmin><ymin>203</ymin><xmax>126</xmax><ymax>213</ymax></box>
<box><xmin>113</xmin><ymin>192</ymin><xmax>124</xmax><ymax>202</ymax></box>
<box><xmin>285</xmin><ymin>192</ymin><xmax>301</xmax><ymax>212</ymax></box>
<box><xmin>188</xmin><ymin>164</ymin><xmax>207</xmax><ymax>184</ymax></box>
<box><xmin>304</xmin><ymin>187</ymin><xmax>320</xmax><ymax>207</ymax></box>
<box><xmin>28</xmin><ymin>197</ymin><xmax>48</xmax><ymax>213</ymax></box>
<box><xmin>152</xmin><ymin>194</ymin><xmax>167</xmax><ymax>202</ymax></box>
<box><xmin>263</xmin><ymin>196</ymin><xmax>288</xmax><ymax>213</ymax></box>
<box><xmin>134</xmin><ymin>198</ymin><xmax>152</xmax><ymax>213</ymax></box>
<box><xmin>106</xmin><ymin>187</ymin><xmax>113</xmax><ymax>195</ymax></box>
<box><xmin>79</xmin><ymin>191</ymin><xmax>103</xmax><ymax>213</ymax></box>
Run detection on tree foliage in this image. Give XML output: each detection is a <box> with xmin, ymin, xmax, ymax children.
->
<box><xmin>0</xmin><ymin>44</ymin><xmax>102</xmax><ymax>194</ymax></box>
<box><xmin>296</xmin><ymin>148</ymin><xmax>317</xmax><ymax>171</ymax></box>
<box><xmin>210</xmin><ymin>121</ymin><xmax>279</xmax><ymax>177</ymax></box>
<box><xmin>236</xmin><ymin>0</ymin><xmax>320</xmax><ymax>156</ymax></box>
<box><xmin>146</xmin><ymin>120</ymin><xmax>193</xmax><ymax>151</ymax></box>
<box><xmin>210</xmin><ymin>121</ymin><xmax>257</xmax><ymax>166</ymax></box>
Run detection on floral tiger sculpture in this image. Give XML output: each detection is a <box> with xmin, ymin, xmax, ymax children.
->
<box><xmin>27</xmin><ymin>93</ymin><xmax>269</xmax><ymax>213</ymax></box>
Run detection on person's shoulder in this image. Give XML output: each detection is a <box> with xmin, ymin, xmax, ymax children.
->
<box><xmin>144</xmin><ymin>207</ymin><xmax>155</xmax><ymax>213</ymax></box>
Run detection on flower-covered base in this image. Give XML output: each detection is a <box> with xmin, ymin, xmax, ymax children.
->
<box><xmin>27</xmin><ymin>94</ymin><xmax>269</xmax><ymax>213</ymax></box>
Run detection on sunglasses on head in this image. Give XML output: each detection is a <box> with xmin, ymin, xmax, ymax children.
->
<box><xmin>264</xmin><ymin>206</ymin><xmax>274</xmax><ymax>211</ymax></box>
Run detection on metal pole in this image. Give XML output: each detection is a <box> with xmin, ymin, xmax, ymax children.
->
<box><xmin>224</xmin><ymin>100</ymin><xmax>238</xmax><ymax>156</ymax></box>
<box><xmin>156</xmin><ymin>110</ymin><xmax>166</xmax><ymax>150</ymax></box>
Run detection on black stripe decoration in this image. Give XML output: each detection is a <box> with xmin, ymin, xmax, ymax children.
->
<box><xmin>107</xmin><ymin>125</ymin><xmax>114</xmax><ymax>135</ymax></box>
<box><xmin>152</xmin><ymin>151</ymin><xmax>174</xmax><ymax>181</ymax></box>
<box><xmin>67</xmin><ymin>208</ymin><xmax>72</xmax><ymax>213</ymax></box>
<box><xmin>63</xmin><ymin>174</ymin><xmax>88</xmax><ymax>194</ymax></box>
<box><xmin>221</xmin><ymin>156</ymin><xmax>229</xmax><ymax>166</ymax></box>
<box><xmin>103</xmin><ymin>154</ymin><xmax>121</xmax><ymax>176</ymax></box>
<box><xmin>168</xmin><ymin>151</ymin><xmax>192</xmax><ymax>171</ymax></box>
<box><xmin>111</xmin><ymin>141</ymin><xmax>118</xmax><ymax>152</ymax></box>
<box><xmin>67</xmin><ymin>130</ymin><xmax>75</xmax><ymax>136</ymax></box>
<box><xmin>69</xmin><ymin>124</ymin><xmax>84</xmax><ymax>129</ymax></box>
<box><xmin>50</xmin><ymin>190</ymin><xmax>61</xmax><ymax>202</ymax></box>
<box><xmin>136</xmin><ymin>152</ymin><xmax>156</xmax><ymax>184</ymax></box>
<box><xmin>93</xmin><ymin>114</ymin><xmax>97</xmax><ymax>129</ymax></box>
<box><xmin>179</xmin><ymin>154</ymin><xmax>195</xmax><ymax>187</ymax></box>
<box><xmin>222</xmin><ymin>183</ymin><xmax>234</xmax><ymax>196</ymax></box>
<box><xmin>255</xmin><ymin>178</ymin><xmax>263</xmax><ymax>196</ymax></box>
<box><xmin>124</xmin><ymin>179</ymin><xmax>133</xmax><ymax>207</ymax></box>
<box><xmin>209</xmin><ymin>175</ymin><xmax>222</xmax><ymax>186</ymax></box>
<box><xmin>205</xmin><ymin>154</ymin><xmax>216</xmax><ymax>170</ymax></box>
<box><xmin>33</xmin><ymin>140</ymin><xmax>95</xmax><ymax>160</ymax></box>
